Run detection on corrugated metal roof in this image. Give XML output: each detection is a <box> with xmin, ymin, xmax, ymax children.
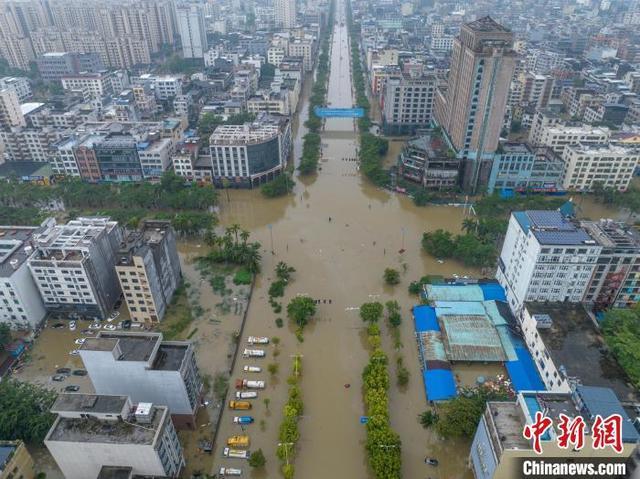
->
<box><xmin>576</xmin><ymin>385</ymin><xmax>640</xmax><ymax>443</ymax></box>
<box><xmin>425</xmin><ymin>284</ymin><xmax>484</xmax><ymax>302</ymax></box>
<box><xmin>439</xmin><ymin>315</ymin><xmax>506</xmax><ymax>362</ymax></box>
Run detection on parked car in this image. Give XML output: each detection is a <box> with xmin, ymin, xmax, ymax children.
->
<box><xmin>64</xmin><ymin>385</ymin><xmax>80</xmax><ymax>392</ymax></box>
<box><xmin>51</xmin><ymin>322</ymin><xmax>65</xmax><ymax>329</ymax></box>
<box><xmin>80</xmin><ymin>329</ymin><xmax>95</xmax><ymax>335</ymax></box>
<box><xmin>52</xmin><ymin>375</ymin><xmax>66</xmax><ymax>382</ymax></box>
<box><xmin>74</xmin><ymin>338</ymin><xmax>86</xmax><ymax>345</ymax></box>
<box><xmin>69</xmin><ymin>321</ymin><xmax>76</xmax><ymax>331</ymax></box>
<box><xmin>56</xmin><ymin>368</ymin><xmax>71</xmax><ymax>374</ymax></box>
<box><xmin>103</xmin><ymin>324</ymin><xmax>116</xmax><ymax>331</ymax></box>
<box><xmin>89</xmin><ymin>322</ymin><xmax>101</xmax><ymax>330</ymax></box>
<box><xmin>69</xmin><ymin>350</ymin><xmax>79</xmax><ymax>356</ymax></box>
<box><xmin>72</xmin><ymin>369</ymin><xmax>87</xmax><ymax>376</ymax></box>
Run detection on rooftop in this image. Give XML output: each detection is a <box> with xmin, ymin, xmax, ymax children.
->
<box><xmin>525</xmin><ymin>302</ymin><xmax>638</xmax><ymax>402</ymax></box>
<box><xmin>0</xmin><ymin>442</ymin><xmax>17</xmax><ymax>472</ymax></box>
<box><xmin>97</xmin><ymin>466</ymin><xmax>133</xmax><ymax>479</ymax></box>
<box><xmin>486</xmin><ymin>402</ymin><xmax>529</xmax><ymax>449</ymax></box>
<box><xmin>465</xmin><ymin>16</ymin><xmax>510</xmax><ymax>33</ymax></box>
<box><xmin>81</xmin><ymin>332</ymin><xmax>161</xmax><ymax>362</ymax></box>
<box><xmin>47</xmin><ymin>405</ymin><xmax>165</xmax><ymax>445</ymax></box>
<box><xmin>514</xmin><ymin>210</ymin><xmax>595</xmax><ymax>246</ymax></box>
<box><xmin>580</xmin><ymin>220</ymin><xmax>640</xmax><ymax>250</ymax></box>
<box><xmin>51</xmin><ymin>394</ymin><xmax>129</xmax><ymax>415</ymax></box>
<box><xmin>0</xmin><ymin>226</ymin><xmax>39</xmax><ymax>277</ymax></box>
<box><xmin>151</xmin><ymin>343</ymin><xmax>188</xmax><ymax>371</ymax></box>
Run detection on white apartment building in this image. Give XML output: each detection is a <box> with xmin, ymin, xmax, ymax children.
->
<box><xmin>0</xmin><ymin>77</ymin><xmax>32</xmax><ymax>102</ymax></box>
<box><xmin>288</xmin><ymin>38</ymin><xmax>315</xmax><ymax>72</ymax></box>
<box><xmin>247</xmin><ymin>91</ymin><xmax>291</xmax><ymax>115</ymax></box>
<box><xmin>497</xmin><ymin>210</ymin><xmax>601</xmax><ymax>313</ymax></box>
<box><xmin>138</xmin><ymin>138</ymin><xmax>173</xmax><ymax>179</ymax></box>
<box><xmin>209</xmin><ymin>114</ymin><xmax>291</xmax><ymax>187</ymax></box>
<box><xmin>534</xmin><ymin>124</ymin><xmax>610</xmax><ymax>154</ymax></box>
<box><xmin>0</xmin><ymin>224</ymin><xmax>47</xmax><ymax>330</ymax></box>
<box><xmin>528</xmin><ymin>109</ymin><xmax>563</xmax><ymax>146</ymax></box>
<box><xmin>562</xmin><ymin>143</ymin><xmax>640</xmax><ymax>192</ymax></box>
<box><xmin>45</xmin><ymin>394</ymin><xmax>184</xmax><ymax>479</ymax></box>
<box><xmin>274</xmin><ymin>0</ymin><xmax>296</xmax><ymax>28</ymax></box>
<box><xmin>430</xmin><ymin>35</ymin><xmax>454</xmax><ymax>52</ymax></box>
<box><xmin>171</xmin><ymin>152</ymin><xmax>195</xmax><ymax>179</ymax></box>
<box><xmin>79</xmin><ymin>332</ymin><xmax>202</xmax><ymax>428</ymax></box>
<box><xmin>267</xmin><ymin>46</ymin><xmax>287</xmax><ymax>67</ymax></box>
<box><xmin>27</xmin><ymin>217</ymin><xmax>123</xmax><ymax>320</ymax></box>
<box><xmin>0</xmin><ymin>127</ymin><xmax>63</xmax><ymax>162</ymax></box>
<box><xmin>137</xmin><ymin>75</ymin><xmax>183</xmax><ymax>101</ymax></box>
<box><xmin>51</xmin><ymin>136</ymin><xmax>81</xmax><ymax>177</ymax></box>
<box><xmin>61</xmin><ymin>72</ymin><xmax>114</xmax><ymax>99</ymax></box>
<box><xmin>177</xmin><ymin>4</ymin><xmax>207</xmax><ymax>59</ymax></box>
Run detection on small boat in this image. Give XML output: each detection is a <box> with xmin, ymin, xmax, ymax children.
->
<box><xmin>223</xmin><ymin>447</ymin><xmax>250</xmax><ymax>459</ymax></box>
<box><xmin>233</xmin><ymin>416</ymin><xmax>254</xmax><ymax>424</ymax></box>
<box><xmin>236</xmin><ymin>391</ymin><xmax>258</xmax><ymax>399</ymax></box>
<box><xmin>235</xmin><ymin>379</ymin><xmax>265</xmax><ymax>390</ymax></box>
<box><xmin>243</xmin><ymin>365</ymin><xmax>261</xmax><ymax>373</ymax></box>
<box><xmin>425</xmin><ymin>458</ymin><xmax>439</xmax><ymax>466</ymax></box>
<box><xmin>247</xmin><ymin>336</ymin><xmax>269</xmax><ymax>345</ymax></box>
<box><xmin>243</xmin><ymin>349</ymin><xmax>265</xmax><ymax>358</ymax></box>
<box><xmin>227</xmin><ymin>435</ymin><xmax>250</xmax><ymax>448</ymax></box>
<box><xmin>219</xmin><ymin>467</ymin><xmax>242</xmax><ymax>476</ymax></box>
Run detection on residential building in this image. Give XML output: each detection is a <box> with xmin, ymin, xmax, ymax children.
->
<box><xmin>247</xmin><ymin>90</ymin><xmax>291</xmax><ymax>116</ymax></box>
<box><xmin>79</xmin><ymin>332</ymin><xmax>202</xmax><ymax>428</ymax></box>
<box><xmin>267</xmin><ymin>46</ymin><xmax>287</xmax><ymax>67</ymax></box>
<box><xmin>36</xmin><ymin>52</ymin><xmax>103</xmax><ymax>82</ymax></box>
<box><xmin>487</xmin><ymin>144</ymin><xmax>563</xmax><ymax>193</ymax></box>
<box><xmin>434</xmin><ymin>16</ymin><xmax>517</xmax><ymax>192</ymax></box>
<box><xmin>0</xmin><ymin>77</ymin><xmax>31</xmax><ymax>102</ymax></box>
<box><xmin>382</xmin><ymin>73</ymin><xmax>436</xmax><ymax>135</ymax></box>
<box><xmin>288</xmin><ymin>37</ymin><xmax>315</xmax><ymax>72</ymax></box>
<box><xmin>209</xmin><ymin>113</ymin><xmax>292</xmax><ymax>187</ymax></box>
<box><xmin>0</xmin><ymin>224</ymin><xmax>47</xmax><ymax>330</ymax></box>
<box><xmin>28</xmin><ymin>217</ymin><xmax>123</xmax><ymax>320</ymax></box>
<box><xmin>0</xmin><ymin>127</ymin><xmax>63</xmax><ymax>163</ymax></box>
<box><xmin>95</xmin><ymin>136</ymin><xmax>142</xmax><ymax>182</ymax></box>
<box><xmin>61</xmin><ymin>71</ymin><xmax>114</xmax><ymax>99</ymax></box>
<box><xmin>522</xmin><ymin>73</ymin><xmax>553</xmax><ymax>109</ymax></box>
<box><xmin>74</xmin><ymin>134</ymin><xmax>104</xmax><ymax>182</ymax></box>
<box><xmin>45</xmin><ymin>394</ymin><xmax>184</xmax><ymax>479</ymax></box>
<box><xmin>116</xmin><ymin>220</ymin><xmax>181</xmax><ymax>323</ymax></box>
<box><xmin>561</xmin><ymin>143</ymin><xmax>640</xmax><ymax>192</ymax></box>
<box><xmin>496</xmin><ymin>210</ymin><xmax>601</xmax><ymax>313</ymax></box>
<box><xmin>0</xmin><ymin>88</ymin><xmax>25</xmax><ymax>129</ymax></box>
<box><xmin>275</xmin><ymin>0</ymin><xmax>296</xmax><ymax>29</ymax></box>
<box><xmin>171</xmin><ymin>151</ymin><xmax>196</xmax><ymax>179</ymax></box>
<box><xmin>0</xmin><ymin>440</ymin><xmax>35</xmax><ymax>479</ymax></box>
<box><xmin>137</xmin><ymin>138</ymin><xmax>173</xmax><ymax>179</ymax></box>
<box><xmin>534</xmin><ymin>124</ymin><xmax>610</xmax><ymax>155</ymax></box>
<box><xmin>137</xmin><ymin>75</ymin><xmax>183</xmax><ymax>101</ymax></box>
<box><xmin>527</xmin><ymin>109</ymin><xmax>563</xmax><ymax>146</ymax></box>
<box><xmin>581</xmin><ymin>220</ymin><xmax>640</xmax><ymax>309</ymax></box>
<box><xmin>0</xmin><ymin>34</ymin><xmax>34</xmax><ymax>70</ymax></box>
<box><xmin>177</xmin><ymin>4</ymin><xmax>207</xmax><ymax>59</ymax></box>
<box><xmin>398</xmin><ymin>131</ymin><xmax>460</xmax><ymax>189</ymax></box>
<box><xmin>470</xmin><ymin>389</ymin><xmax>638</xmax><ymax>479</ymax></box>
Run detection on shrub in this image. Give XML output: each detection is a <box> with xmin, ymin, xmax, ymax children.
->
<box><xmin>233</xmin><ymin>269</ymin><xmax>252</xmax><ymax>285</ymax></box>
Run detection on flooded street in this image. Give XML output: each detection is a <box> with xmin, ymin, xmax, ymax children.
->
<box><xmin>212</xmin><ymin>0</ymin><xmax>478</xmax><ymax>477</ymax></box>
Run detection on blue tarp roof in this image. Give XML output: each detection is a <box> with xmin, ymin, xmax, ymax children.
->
<box><xmin>576</xmin><ymin>385</ymin><xmax>640</xmax><ymax>443</ymax></box>
<box><xmin>506</xmin><ymin>347</ymin><xmax>546</xmax><ymax>392</ymax></box>
<box><xmin>423</xmin><ymin>369</ymin><xmax>457</xmax><ymax>401</ymax></box>
<box><xmin>413</xmin><ymin>305</ymin><xmax>440</xmax><ymax>332</ymax></box>
<box><xmin>479</xmin><ymin>283</ymin><xmax>507</xmax><ymax>301</ymax></box>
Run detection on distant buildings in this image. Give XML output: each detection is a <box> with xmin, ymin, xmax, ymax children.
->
<box><xmin>36</xmin><ymin>52</ymin><xmax>103</xmax><ymax>82</ymax></box>
<box><xmin>275</xmin><ymin>0</ymin><xmax>297</xmax><ymax>29</ymax></box>
<box><xmin>28</xmin><ymin>217</ymin><xmax>123</xmax><ymax>320</ymax></box>
<box><xmin>177</xmin><ymin>4</ymin><xmax>208</xmax><ymax>59</ymax></box>
<box><xmin>0</xmin><ymin>87</ymin><xmax>25</xmax><ymax>129</ymax></box>
<box><xmin>79</xmin><ymin>332</ymin><xmax>202</xmax><ymax>428</ymax></box>
<box><xmin>116</xmin><ymin>220</ymin><xmax>181</xmax><ymax>323</ymax></box>
<box><xmin>209</xmin><ymin>113</ymin><xmax>292</xmax><ymax>187</ymax></box>
<box><xmin>45</xmin><ymin>394</ymin><xmax>184</xmax><ymax>479</ymax></box>
<box><xmin>0</xmin><ymin>224</ymin><xmax>47</xmax><ymax>330</ymax></box>
<box><xmin>0</xmin><ymin>77</ymin><xmax>31</xmax><ymax>102</ymax></box>
<box><xmin>435</xmin><ymin>16</ymin><xmax>517</xmax><ymax>193</ymax></box>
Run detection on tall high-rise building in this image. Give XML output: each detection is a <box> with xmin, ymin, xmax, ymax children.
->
<box><xmin>275</xmin><ymin>0</ymin><xmax>296</xmax><ymax>29</ymax></box>
<box><xmin>435</xmin><ymin>16</ymin><xmax>517</xmax><ymax>192</ymax></box>
<box><xmin>0</xmin><ymin>87</ymin><xmax>25</xmax><ymax>130</ymax></box>
<box><xmin>177</xmin><ymin>4</ymin><xmax>207</xmax><ymax>59</ymax></box>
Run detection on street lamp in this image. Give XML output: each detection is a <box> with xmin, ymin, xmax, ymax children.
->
<box><xmin>278</xmin><ymin>442</ymin><xmax>295</xmax><ymax>465</ymax></box>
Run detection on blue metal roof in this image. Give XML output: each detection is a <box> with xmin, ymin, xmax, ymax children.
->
<box><xmin>576</xmin><ymin>385</ymin><xmax>640</xmax><ymax>443</ymax></box>
<box><xmin>0</xmin><ymin>444</ymin><xmax>16</xmax><ymax>470</ymax></box>
<box><xmin>413</xmin><ymin>305</ymin><xmax>439</xmax><ymax>332</ymax></box>
<box><xmin>514</xmin><ymin>210</ymin><xmax>594</xmax><ymax>245</ymax></box>
<box><xmin>423</xmin><ymin>369</ymin><xmax>457</xmax><ymax>401</ymax></box>
<box><xmin>514</xmin><ymin>211</ymin><xmax>531</xmax><ymax>234</ymax></box>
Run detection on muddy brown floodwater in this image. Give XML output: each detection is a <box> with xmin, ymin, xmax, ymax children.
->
<box><xmin>211</xmin><ymin>1</ymin><xmax>479</xmax><ymax>477</ymax></box>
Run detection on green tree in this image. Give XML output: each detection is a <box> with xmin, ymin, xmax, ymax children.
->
<box><xmin>248</xmin><ymin>448</ymin><xmax>266</xmax><ymax>468</ymax></box>
<box><xmin>385</xmin><ymin>300</ymin><xmax>402</xmax><ymax>328</ymax></box>
<box><xmin>0</xmin><ymin>323</ymin><xmax>11</xmax><ymax>348</ymax></box>
<box><xmin>287</xmin><ymin>296</ymin><xmax>316</xmax><ymax>328</ymax></box>
<box><xmin>360</xmin><ymin>302</ymin><xmax>383</xmax><ymax>323</ymax></box>
<box><xmin>602</xmin><ymin>306</ymin><xmax>640</xmax><ymax>388</ymax></box>
<box><xmin>421</xmin><ymin>230</ymin><xmax>455</xmax><ymax>258</ymax></box>
<box><xmin>0</xmin><ymin>380</ymin><xmax>57</xmax><ymax>442</ymax></box>
<box><xmin>275</xmin><ymin>262</ymin><xmax>296</xmax><ymax>282</ymax></box>
<box><xmin>419</xmin><ymin>410</ymin><xmax>438</xmax><ymax>428</ymax></box>
<box><xmin>383</xmin><ymin>268</ymin><xmax>400</xmax><ymax>285</ymax></box>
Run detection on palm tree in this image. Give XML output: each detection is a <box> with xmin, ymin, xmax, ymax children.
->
<box><xmin>240</xmin><ymin>229</ymin><xmax>250</xmax><ymax>246</ymax></box>
<box><xmin>462</xmin><ymin>218</ymin><xmax>477</xmax><ymax>235</ymax></box>
<box><xmin>229</xmin><ymin>224</ymin><xmax>241</xmax><ymax>246</ymax></box>
<box><xmin>245</xmin><ymin>243</ymin><xmax>262</xmax><ymax>274</ymax></box>
<box><xmin>204</xmin><ymin>229</ymin><xmax>217</xmax><ymax>248</ymax></box>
